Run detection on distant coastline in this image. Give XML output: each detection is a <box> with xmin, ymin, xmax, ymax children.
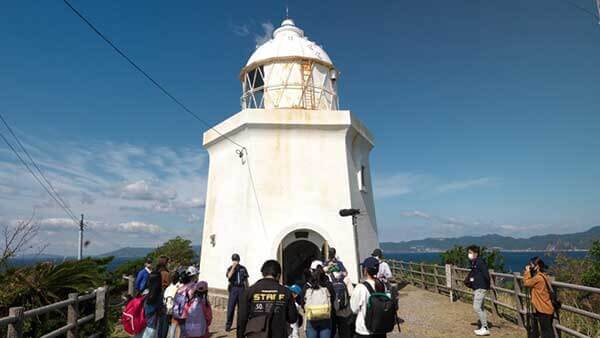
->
<box><xmin>385</xmin><ymin>249</ymin><xmax>590</xmax><ymax>254</ymax></box>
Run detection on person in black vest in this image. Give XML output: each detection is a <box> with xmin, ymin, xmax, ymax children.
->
<box><xmin>226</xmin><ymin>253</ymin><xmax>249</xmax><ymax>331</ymax></box>
<box><xmin>237</xmin><ymin>260</ymin><xmax>298</xmax><ymax>338</ymax></box>
<box><xmin>466</xmin><ymin>245</ymin><xmax>491</xmax><ymax>336</ymax></box>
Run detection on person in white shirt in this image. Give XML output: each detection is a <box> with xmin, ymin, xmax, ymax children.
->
<box><xmin>372</xmin><ymin>249</ymin><xmax>392</xmax><ymax>282</ymax></box>
<box><xmin>350</xmin><ymin>257</ymin><xmax>387</xmax><ymax>338</ymax></box>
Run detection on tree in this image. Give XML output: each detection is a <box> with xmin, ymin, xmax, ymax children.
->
<box><xmin>582</xmin><ymin>240</ymin><xmax>600</xmax><ymax>287</ymax></box>
<box><xmin>440</xmin><ymin>245</ymin><xmax>506</xmax><ymax>272</ymax></box>
<box><xmin>1</xmin><ymin>214</ymin><xmax>47</xmax><ymax>269</ymax></box>
<box><xmin>149</xmin><ymin>236</ymin><xmax>196</xmax><ymax>268</ymax></box>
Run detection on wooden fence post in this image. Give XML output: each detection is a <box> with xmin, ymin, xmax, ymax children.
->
<box><xmin>102</xmin><ymin>286</ymin><xmax>110</xmax><ymax>338</ymax></box>
<box><xmin>512</xmin><ymin>272</ymin><xmax>525</xmax><ymax>328</ymax></box>
<box><xmin>433</xmin><ymin>266</ymin><xmax>440</xmax><ymax>293</ymax></box>
<box><xmin>419</xmin><ymin>262</ymin><xmax>426</xmax><ymax>289</ymax></box>
<box><xmin>127</xmin><ymin>275</ymin><xmax>134</xmax><ymax>296</ymax></box>
<box><xmin>488</xmin><ymin>269</ymin><xmax>499</xmax><ymax>317</ymax></box>
<box><xmin>451</xmin><ymin>265</ymin><xmax>458</xmax><ymax>301</ymax></box>
<box><xmin>7</xmin><ymin>306</ymin><xmax>24</xmax><ymax>338</ymax></box>
<box><xmin>67</xmin><ymin>293</ymin><xmax>79</xmax><ymax>338</ymax></box>
<box><xmin>445</xmin><ymin>264</ymin><xmax>453</xmax><ymax>302</ymax></box>
<box><xmin>548</xmin><ymin>276</ymin><xmax>560</xmax><ymax>338</ymax></box>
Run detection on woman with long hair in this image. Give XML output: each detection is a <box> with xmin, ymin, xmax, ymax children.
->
<box><xmin>523</xmin><ymin>257</ymin><xmax>556</xmax><ymax>338</ymax></box>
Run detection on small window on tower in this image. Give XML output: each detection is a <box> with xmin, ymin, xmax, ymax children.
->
<box><xmin>358</xmin><ymin>165</ymin><xmax>367</xmax><ymax>192</ymax></box>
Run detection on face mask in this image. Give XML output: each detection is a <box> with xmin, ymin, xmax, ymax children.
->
<box><xmin>468</xmin><ymin>253</ymin><xmax>475</xmax><ymax>260</ymax></box>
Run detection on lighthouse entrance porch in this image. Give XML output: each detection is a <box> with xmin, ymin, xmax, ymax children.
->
<box><xmin>278</xmin><ymin>229</ymin><xmax>328</xmax><ymax>285</ymax></box>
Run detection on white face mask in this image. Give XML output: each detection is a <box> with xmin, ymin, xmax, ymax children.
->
<box><xmin>468</xmin><ymin>253</ymin><xmax>475</xmax><ymax>260</ymax></box>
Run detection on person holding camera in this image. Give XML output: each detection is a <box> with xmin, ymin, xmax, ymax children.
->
<box><xmin>464</xmin><ymin>245</ymin><xmax>491</xmax><ymax>336</ymax></box>
<box><xmin>523</xmin><ymin>257</ymin><xmax>556</xmax><ymax>338</ymax></box>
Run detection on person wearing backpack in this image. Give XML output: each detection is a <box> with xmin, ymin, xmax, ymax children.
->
<box><xmin>465</xmin><ymin>245</ymin><xmax>491</xmax><ymax>336</ymax></box>
<box><xmin>325</xmin><ymin>247</ymin><xmax>347</xmax><ymax>278</ymax></box>
<box><xmin>523</xmin><ymin>257</ymin><xmax>556</xmax><ymax>338</ymax></box>
<box><xmin>350</xmin><ymin>256</ymin><xmax>396</xmax><ymax>338</ymax></box>
<box><xmin>185</xmin><ymin>281</ymin><xmax>213</xmax><ymax>338</ymax></box>
<box><xmin>329</xmin><ymin>268</ymin><xmax>354</xmax><ymax>338</ymax></box>
<box><xmin>168</xmin><ymin>266</ymin><xmax>199</xmax><ymax>338</ymax></box>
<box><xmin>237</xmin><ymin>260</ymin><xmax>298</xmax><ymax>338</ymax></box>
<box><xmin>371</xmin><ymin>249</ymin><xmax>392</xmax><ymax>283</ymax></box>
<box><xmin>135</xmin><ymin>269</ymin><xmax>164</xmax><ymax>338</ymax></box>
<box><xmin>299</xmin><ymin>261</ymin><xmax>335</xmax><ymax>338</ymax></box>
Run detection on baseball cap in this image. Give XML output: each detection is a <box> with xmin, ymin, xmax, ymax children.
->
<box><xmin>361</xmin><ymin>256</ymin><xmax>380</xmax><ymax>270</ymax></box>
<box><xmin>287</xmin><ymin>284</ymin><xmax>302</xmax><ymax>295</ymax></box>
<box><xmin>310</xmin><ymin>260</ymin><xmax>324</xmax><ymax>270</ymax></box>
<box><xmin>186</xmin><ymin>266</ymin><xmax>199</xmax><ymax>276</ymax></box>
<box><xmin>196</xmin><ymin>281</ymin><xmax>208</xmax><ymax>292</ymax></box>
<box><xmin>371</xmin><ymin>249</ymin><xmax>383</xmax><ymax>258</ymax></box>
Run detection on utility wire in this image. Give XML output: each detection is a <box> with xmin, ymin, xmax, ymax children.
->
<box><xmin>559</xmin><ymin>0</ymin><xmax>600</xmax><ymax>20</ymax></box>
<box><xmin>0</xmin><ymin>131</ymin><xmax>78</xmax><ymax>223</ymax></box>
<box><xmin>0</xmin><ymin>113</ymin><xmax>78</xmax><ymax>222</ymax></box>
<box><xmin>62</xmin><ymin>0</ymin><xmax>245</xmax><ymax>150</ymax></box>
<box><xmin>61</xmin><ymin>0</ymin><xmax>267</xmax><ymax>231</ymax></box>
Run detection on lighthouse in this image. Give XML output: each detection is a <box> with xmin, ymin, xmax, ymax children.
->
<box><xmin>199</xmin><ymin>19</ymin><xmax>379</xmax><ymax>290</ymax></box>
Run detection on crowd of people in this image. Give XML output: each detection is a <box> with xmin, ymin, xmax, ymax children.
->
<box><xmin>123</xmin><ymin>245</ymin><xmax>560</xmax><ymax>338</ymax></box>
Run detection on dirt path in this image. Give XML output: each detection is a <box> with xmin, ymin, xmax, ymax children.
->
<box><xmin>113</xmin><ymin>284</ymin><xmax>524</xmax><ymax>337</ymax></box>
<box><xmin>394</xmin><ymin>284</ymin><xmax>522</xmax><ymax>337</ymax></box>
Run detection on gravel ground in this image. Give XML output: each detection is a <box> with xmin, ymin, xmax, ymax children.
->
<box><xmin>113</xmin><ymin>284</ymin><xmax>524</xmax><ymax>337</ymax></box>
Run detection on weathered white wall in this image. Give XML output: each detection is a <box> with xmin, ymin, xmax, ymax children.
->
<box><xmin>199</xmin><ymin>109</ymin><xmax>378</xmax><ymax>290</ymax></box>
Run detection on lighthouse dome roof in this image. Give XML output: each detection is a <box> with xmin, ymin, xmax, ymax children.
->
<box><xmin>245</xmin><ymin>19</ymin><xmax>333</xmax><ymax>68</ymax></box>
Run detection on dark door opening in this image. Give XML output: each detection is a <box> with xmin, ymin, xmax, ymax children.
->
<box><xmin>283</xmin><ymin>240</ymin><xmax>320</xmax><ymax>285</ymax></box>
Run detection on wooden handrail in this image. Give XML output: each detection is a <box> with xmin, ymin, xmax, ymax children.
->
<box><xmin>391</xmin><ymin>259</ymin><xmax>599</xmax><ymax>338</ymax></box>
<box><xmin>1</xmin><ymin>286</ymin><xmax>110</xmax><ymax>338</ymax></box>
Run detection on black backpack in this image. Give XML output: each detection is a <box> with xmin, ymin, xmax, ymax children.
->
<box><xmin>362</xmin><ymin>281</ymin><xmax>397</xmax><ymax>334</ymax></box>
<box><xmin>331</xmin><ymin>277</ymin><xmax>352</xmax><ymax>317</ymax></box>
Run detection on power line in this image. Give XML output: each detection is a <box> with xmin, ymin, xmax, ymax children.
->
<box><xmin>558</xmin><ymin>0</ymin><xmax>600</xmax><ymax>21</ymax></box>
<box><xmin>62</xmin><ymin>0</ymin><xmax>267</xmax><ymax>230</ymax></box>
<box><xmin>62</xmin><ymin>0</ymin><xmax>245</xmax><ymax>150</ymax></box>
<box><xmin>0</xmin><ymin>113</ymin><xmax>78</xmax><ymax>222</ymax></box>
<box><xmin>0</xmin><ymin>131</ymin><xmax>78</xmax><ymax>223</ymax></box>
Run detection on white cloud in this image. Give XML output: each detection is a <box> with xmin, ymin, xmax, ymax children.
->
<box><xmin>113</xmin><ymin>221</ymin><xmax>161</xmax><ymax>234</ymax></box>
<box><xmin>374</xmin><ymin>173</ymin><xmax>424</xmax><ymax>198</ymax></box>
<box><xmin>400</xmin><ymin>210</ymin><xmax>431</xmax><ymax>219</ymax></box>
<box><xmin>255</xmin><ymin>22</ymin><xmax>274</xmax><ymax>46</ymax></box>
<box><xmin>232</xmin><ymin>23</ymin><xmax>250</xmax><ymax>37</ymax></box>
<box><xmin>436</xmin><ymin>177</ymin><xmax>495</xmax><ymax>193</ymax></box>
<box><xmin>0</xmin><ymin>139</ymin><xmax>207</xmax><ymax>254</ymax></box>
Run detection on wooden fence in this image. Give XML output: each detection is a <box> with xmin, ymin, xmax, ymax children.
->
<box><xmin>390</xmin><ymin>260</ymin><xmax>600</xmax><ymax>338</ymax></box>
<box><xmin>0</xmin><ymin>286</ymin><xmax>109</xmax><ymax>338</ymax></box>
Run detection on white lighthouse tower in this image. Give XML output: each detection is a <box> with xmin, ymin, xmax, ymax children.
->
<box><xmin>199</xmin><ymin>19</ymin><xmax>378</xmax><ymax>290</ymax></box>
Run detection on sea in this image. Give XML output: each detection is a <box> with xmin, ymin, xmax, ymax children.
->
<box><xmin>6</xmin><ymin>251</ymin><xmax>589</xmax><ymax>273</ymax></box>
<box><xmin>386</xmin><ymin>251</ymin><xmax>589</xmax><ymax>272</ymax></box>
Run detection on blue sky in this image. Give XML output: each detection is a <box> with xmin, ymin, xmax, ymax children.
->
<box><xmin>1</xmin><ymin>1</ymin><xmax>599</xmax><ymax>255</ymax></box>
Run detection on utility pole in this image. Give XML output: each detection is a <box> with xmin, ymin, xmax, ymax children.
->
<box><xmin>78</xmin><ymin>214</ymin><xmax>84</xmax><ymax>260</ymax></box>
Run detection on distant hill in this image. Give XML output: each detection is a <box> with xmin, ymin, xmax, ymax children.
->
<box><xmin>100</xmin><ymin>245</ymin><xmax>201</xmax><ymax>258</ymax></box>
<box><xmin>381</xmin><ymin>226</ymin><xmax>600</xmax><ymax>253</ymax></box>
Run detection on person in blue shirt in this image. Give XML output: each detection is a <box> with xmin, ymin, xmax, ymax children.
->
<box><xmin>226</xmin><ymin>253</ymin><xmax>249</xmax><ymax>331</ymax></box>
<box><xmin>134</xmin><ymin>258</ymin><xmax>153</xmax><ymax>294</ymax></box>
<box><xmin>325</xmin><ymin>247</ymin><xmax>347</xmax><ymax>277</ymax></box>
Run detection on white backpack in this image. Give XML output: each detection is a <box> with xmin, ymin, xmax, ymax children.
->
<box><xmin>304</xmin><ymin>287</ymin><xmax>331</xmax><ymax>321</ymax></box>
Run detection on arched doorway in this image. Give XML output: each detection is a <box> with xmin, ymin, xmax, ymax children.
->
<box><xmin>283</xmin><ymin>240</ymin><xmax>320</xmax><ymax>285</ymax></box>
<box><xmin>278</xmin><ymin>229</ymin><xmax>328</xmax><ymax>285</ymax></box>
